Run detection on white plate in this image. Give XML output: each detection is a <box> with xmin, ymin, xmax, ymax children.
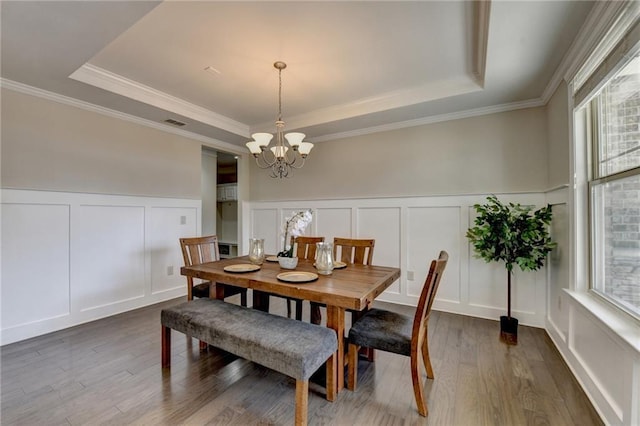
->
<box><xmin>224</xmin><ymin>264</ymin><xmax>261</xmax><ymax>273</ymax></box>
<box><xmin>277</xmin><ymin>271</ymin><xmax>319</xmax><ymax>283</ymax></box>
<box><xmin>266</xmin><ymin>256</ymin><xmax>280</xmax><ymax>262</ymax></box>
<box><xmin>313</xmin><ymin>261</ymin><xmax>347</xmax><ymax>269</ymax></box>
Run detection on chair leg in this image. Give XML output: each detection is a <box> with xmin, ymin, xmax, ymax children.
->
<box><xmin>347</xmin><ymin>343</ymin><xmax>359</xmax><ymax>391</ymax></box>
<box><xmin>410</xmin><ymin>352</ymin><xmax>428</xmax><ymax>416</ymax></box>
<box><xmin>422</xmin><ymin>336</ymin><xmax>434</xmax><ymax>379</ymax></box>
<box><xmin>240</xmin><ymin>290</ymin><xmax>247</xmax><ymax>307</ymax></box>
<box><xmin>295</xmin><ymin>300</ymin><xmax>303</xmax><ymax>321</ymax></box>
<box><xmin>187</xmin><ymin>282</ymin><xmax>194</xmax><ymax>301</ymax></box>
<box><xmin>295</xmin><ymin>379</ymin><xmax>309</xmax><ymax>426</ymax></box>
<box><xmin>363</xmin><ymin>347</ymin><xmax>375</xmax><ymax>362</ymax></box>
<box><xmin>310</xmin><ymin>303</ymin><xmax>322</xmax><ymax>325</ymax></box>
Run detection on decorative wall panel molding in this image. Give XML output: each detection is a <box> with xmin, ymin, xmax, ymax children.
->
<box><xmin>246</xmin><ymin>192</ymin><xmax>548</xmax><ymax>326</ymax></box>
<box><xmin>1</xmin><ymin>189</ymin><xmax>200</xmax><ymax>345</ymax></box>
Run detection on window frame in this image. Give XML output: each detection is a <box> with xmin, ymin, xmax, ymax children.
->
<box><xmin>587</xmin><ymin>68</ymin><xmax>640</xmax><ymax>320</ymax></box>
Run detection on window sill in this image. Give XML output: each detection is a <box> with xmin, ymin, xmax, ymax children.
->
<box><xmin>565</xmin><ymin>289</ymin><xmax>640</xmax><ymax>354</ymax></box>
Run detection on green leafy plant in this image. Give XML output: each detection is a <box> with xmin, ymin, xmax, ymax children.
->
<box><xmin>466</xmin><ymin>195</ymin><xmax>556</xmax><ymax>319</ymax></box>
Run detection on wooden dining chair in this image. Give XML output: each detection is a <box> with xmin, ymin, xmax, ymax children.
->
<box><xmin>334</xmin><ymin>237</ymin><xmax>375</xmax><ymax>265</ymax></box>
<box><xmin>346</xmin><ymin>250</ymin><xmax>448</xmax><ymax>417</ymax></box>
<box><xmin>179</xmin><ymin>235</ymin><xmax>248</xmax><ymax>306</ymax></box>
<box><xmin>310</xmin><ymin>237</ymin><xmax>375</xmax><ymax>325</ymax></box>
<box><xmin>282</xmin><ymin>236</ymin><xmax>325</xmax><ymax>320</ymax></box>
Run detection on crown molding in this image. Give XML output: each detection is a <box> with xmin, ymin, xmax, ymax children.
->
<box><xmin>541</xmin><ymin>0</ymin><xmax>633</xmax><ymax>103</ymax></box>
<box><xmin>2</xmin><ymin>77</ymin><xmax>545</xmax><ymax>151</ymax></box>
<box><xmin>0</xmin><ymin>78</ymin><xmax>247</xmax><ymax>156</ymax></box>
<box><xmin>69</xmin><ymin>63</ymin><xmax>250</xmax><ymax>138</ymax></box>
<box><xmin>253</xmin><ymin>76</ymin><xmax>482</xmax><ymax>133</ymax></box>
<box><xmin>472</xmin><ymin>0</ymin><xmax>491</xmax><ymax>87</ymax></box>
<box><xmin>308</xmin><ymin>97</ymin><xmax>544</xmax><ymax>143</ymax></box>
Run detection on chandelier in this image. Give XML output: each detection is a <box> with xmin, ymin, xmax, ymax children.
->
<box><xmin>245</xmin><ymin>61</ymin><xmax>313</xmax><ymax>178</ymax></box>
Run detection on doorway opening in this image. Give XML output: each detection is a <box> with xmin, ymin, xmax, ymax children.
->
<box><xmin>201</xmin><ymin>148</ymin><xmax>238</xmax><ymax>257</ymax></box>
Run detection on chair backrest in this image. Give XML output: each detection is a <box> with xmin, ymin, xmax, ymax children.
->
<box><xmin>180</xmin><ymin>235</ymin><xmax>221</xmax><ymax>267</ymax></box>
<box><xmin>292</xmin><ymin>236</ymin><xmax>325</xmax><ymax>260</ymax></box>
<box><xmin>411</xmin><ymin>251</ymin><xmax>448</xmax><ymax>348</ymax></box>
<box><xmin>333</xmin><ymin>237</ymin><xmax>375</xmax><ymax>265</ymax></box>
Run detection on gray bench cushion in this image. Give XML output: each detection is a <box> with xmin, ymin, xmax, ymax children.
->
<box><xmin>161</xmin><ymin>298</ymin><xmax>337</xmax><ymax>381</ymax></box>
<box><xmin>348</xmin><ymin>308</ymin><xmax>413</xmax><ymax>356</ymax></box>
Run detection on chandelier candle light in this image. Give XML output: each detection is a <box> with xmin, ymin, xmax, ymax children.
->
<box><xmin>245</xmin><ymin>62</ymin><xmax>313</xmax><ymax>178</ymax></box>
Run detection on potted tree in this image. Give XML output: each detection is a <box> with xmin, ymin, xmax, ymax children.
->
<box><xmin>466</xmin><ymin>195</ymin><xmax>555</xmax><ymax>345</ymax></box>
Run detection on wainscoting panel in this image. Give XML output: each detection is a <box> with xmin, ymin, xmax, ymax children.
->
<box><xmin>315</xmin><ymin>207</ymin><xmax>352</xmax><ymax>244</ymax></box>
<box><xmin>150</xmin><ymin>207</ymin><xmax>198</xmax><ymax>294</ymax></box>
<box><xmin>572</xmin><ymin>305</ymin><xmax>630</xmax><ymax>421</ymax></box>
<box><xmin>1</xmin><ymin>189</ymin><xmax>200</xmax><ymax>345</ymax></box>
<box><xmin>358</xmin><ymin>207</ymin><xmax>401</xmax><ymax>293</ymax></box>
<box><xmin>357</xmin><ymin>207</ymin><xmax>401</xmax><ymax>268</ymax></box>
<box><xmin>251</xmin><ymin>208</ymin><xmax>278</xmax><ymax>253</ymax></box>
<box><xmin>74</xmin><ymin>205</ymin><xmax>146</xmax><ymax>311</ymax></box>
<box><xmin>247</xmin><ymin>193</ymin><xmax>547</xmax><ymax>325</ymax></box>
<box><xmin>548</xmin><ymin>202</ymin><xmax>570</xmax><ymax>340</ymax></box>
<box><xmin>1</xmin><ymin>203</ymin><xmax>71</xmax><ymax>328</ymax></box>
<box><xmin>406</xmin><ymin>206</ymin><xmax>461</xmax><ymax>301</ymax></box>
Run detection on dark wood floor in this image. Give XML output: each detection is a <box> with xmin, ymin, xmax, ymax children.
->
<box><xmin>1</xmin><ymin>295</ymin><xmax>602</xmax><ymax>425</ymax></box>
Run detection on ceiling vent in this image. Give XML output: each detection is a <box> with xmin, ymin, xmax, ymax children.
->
<box><xmin>164</xmin><ymin>118</ymin><xmax>186</xmax><ymax>127</ymax></box>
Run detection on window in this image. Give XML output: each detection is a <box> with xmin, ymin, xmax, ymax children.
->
<box><xmin>589</xmin><ymin>52</ymin><xmax>640</xmax><ymax>318</ymax></box>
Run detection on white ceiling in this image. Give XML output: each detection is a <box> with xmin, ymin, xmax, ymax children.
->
<box><xmin>1</xmin><ymin>1</ymin><xmax>595</xmax><ymax>147</ymax></box>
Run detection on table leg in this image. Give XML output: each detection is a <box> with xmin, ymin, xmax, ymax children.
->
<box><xmin>252</xmin><ymin>290</ymin><xmax>270</xmax><ymax>312</ymax></box>
<box><xmin>326</xmin><ymin>305</ymin><xmax>345</xmax><ymax>393</ymax></box>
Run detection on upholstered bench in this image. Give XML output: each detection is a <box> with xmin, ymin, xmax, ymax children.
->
<box><xmin>161</xmin><ymin>298</ymin><xmax>337</xmax><ymax>425</ymax></box>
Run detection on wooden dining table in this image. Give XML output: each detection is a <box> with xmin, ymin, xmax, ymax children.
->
<box><xmin>181</xmin><ymin>255</ymin><xmax>400</xmax><ymax>400</ymax></box>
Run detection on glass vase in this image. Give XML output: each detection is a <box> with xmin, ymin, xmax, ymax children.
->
<box><xmin>315</xmin><ymin>242</ymin><xmax>334</xmax><ymax>275</ymax></box>
<box><xmin>248</xmin><ymin>238</ymin><xmax>265</xmax><ymax>265</ymax></box>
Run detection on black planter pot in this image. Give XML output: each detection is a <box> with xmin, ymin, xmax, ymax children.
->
<box><xmin>500</xmin><ymin>315</ymin><xmax>518</xmax><ymax>345</ymax></box>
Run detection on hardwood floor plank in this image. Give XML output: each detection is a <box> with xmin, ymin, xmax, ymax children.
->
<box><xmin>453</xmin><ymin>362</ymin><xmax>482</xmax><ymax>425</ymax></box>
<box><xmin>1</xmin><ymin>297</ymin><xmax>602</xmax><ymax>425</ymax></box>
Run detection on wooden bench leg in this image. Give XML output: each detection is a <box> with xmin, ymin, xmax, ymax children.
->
<box><xmin>162</xmin><ymin>325</ymin><xmax>171</xmax><ymax>368</ymax></box>
<box><xmin>295</xmin><ymin>379</ymin><xmax>309</xmax><ymax>426</ymax></box>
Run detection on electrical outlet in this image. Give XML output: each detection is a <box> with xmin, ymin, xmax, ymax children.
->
<box><xmin>167</xmin><ymin>266</ymin><xmax>174</xmax><ymax>276</ymax></box>
<box><xmin>180</xmin><ymin>216</ymin><xmax>187</xmax><ymax>225</ymax></box>
<box><xmin>407</xmin><ymin>271</ymin><xmax>414</xmax><ymax>281</ymax></box>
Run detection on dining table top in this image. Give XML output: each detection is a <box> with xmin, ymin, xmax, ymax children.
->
<box><xmin>181</xmin><ymin>255</ymin><xmax>400</xmax><ymax>312</ymax></box>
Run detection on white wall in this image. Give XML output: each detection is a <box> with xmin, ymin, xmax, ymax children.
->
<box><xmin>1</xmin><ymin>88</ymin><xmax>202</xmax><ymax>198</ymax></box>
<box><xmin>201</xmin><ymin>149</ymin><xmax>218</xmax><ymax>235</ymax></box>
<box><xmin>1</xmin><ymin>189</ymin><xmax>199</xmax><ymax>345</ymax></box>
<box><xmin>246</xmin><ymin>192</ymin><xmax>549</xmax><ymax>327</ymax></box>
<box><xmin>249</xmin><ymin>107</ymin><xmax>549</xmax><ymax>200</ymax></box>
<box><xmin>546</xmin><ymin>81</ymin><xmax>570</xmax><ymax>188</ymax></box>
<box><xmin>0</xmin><ymin>86</ymin><xmax>214</xmax><ymax>345</ymax></box>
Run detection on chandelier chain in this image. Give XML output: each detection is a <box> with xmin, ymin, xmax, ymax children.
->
<box><xmin>278</xmin><ymin>67</ymin><xmax>283</xmax><ymax>121</ymax></box>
